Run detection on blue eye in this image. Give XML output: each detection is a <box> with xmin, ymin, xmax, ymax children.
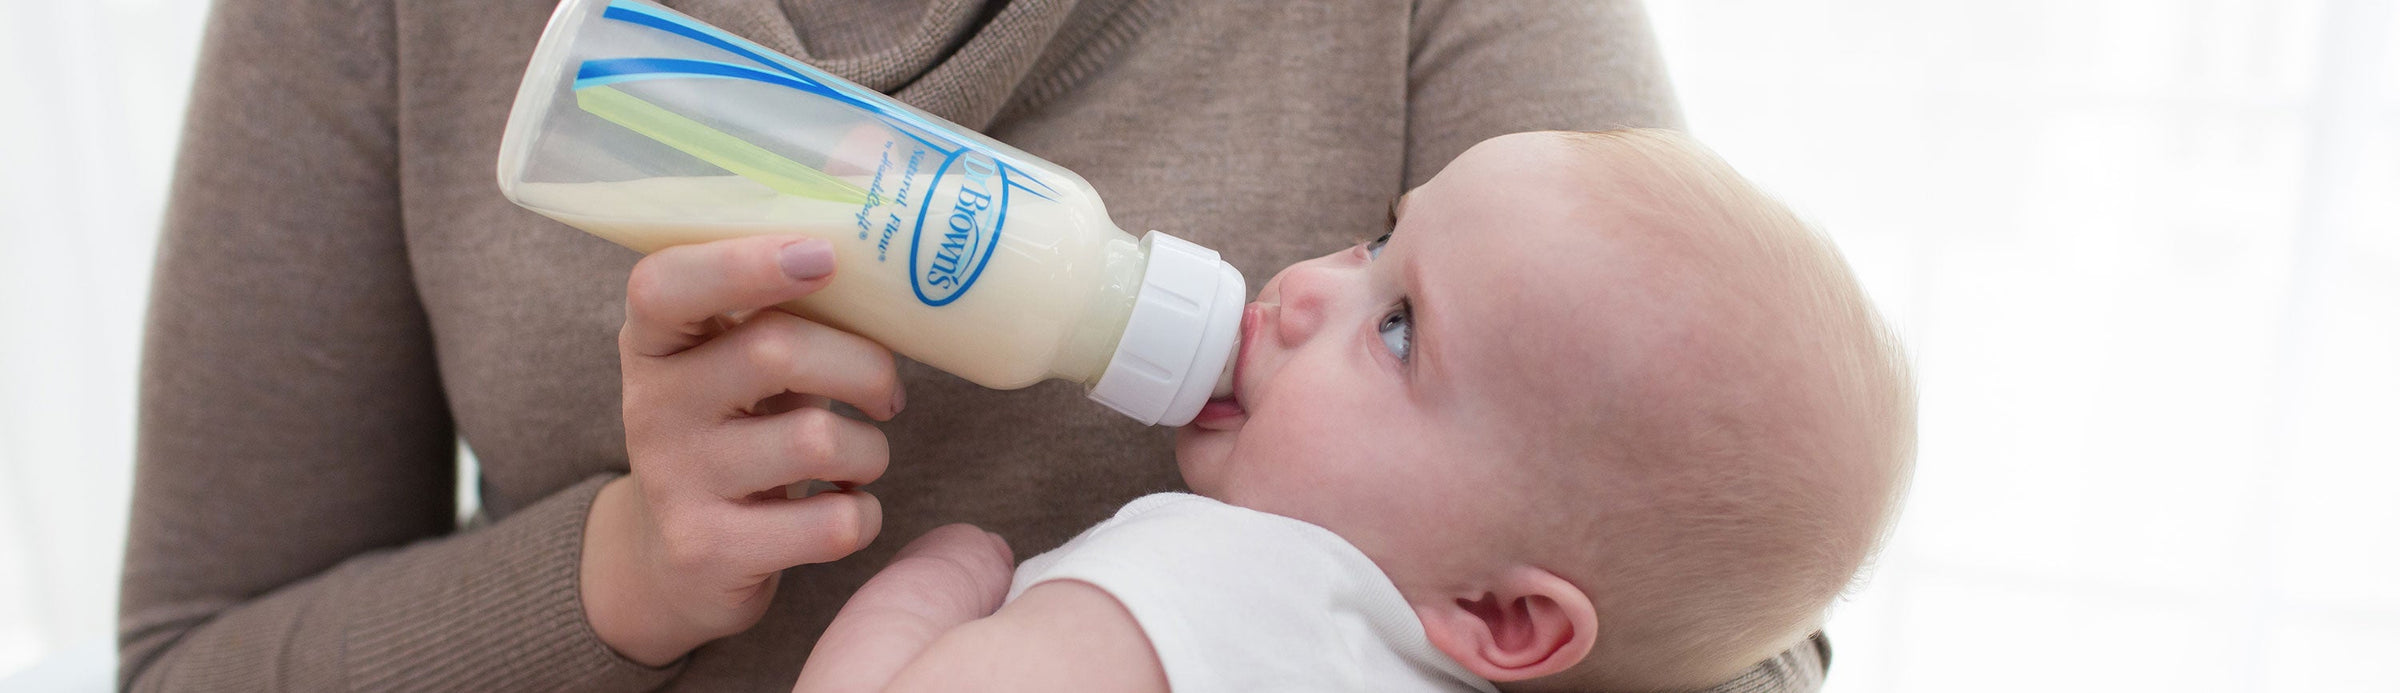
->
<box><xmin>1378</xmin><ymin>303</ymin><xmax>1412</xmax><ymax>362</ymax></box>
<box><xmin>1366</xmin><ymin>232</ymin><xmax>1393</xmax><ymax>259</ymax></box>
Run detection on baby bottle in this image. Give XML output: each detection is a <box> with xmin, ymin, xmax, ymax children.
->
<box><xmin>496</xmin><ymin>0</ymin><xmax>1242</xmax><ymax>426</ymax></box>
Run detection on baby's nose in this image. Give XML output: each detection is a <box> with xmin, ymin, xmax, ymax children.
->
<box><xmin>1270</xmin><ymin>265</ymin><xmax>1336</xmax><ymax>346</ymax></box>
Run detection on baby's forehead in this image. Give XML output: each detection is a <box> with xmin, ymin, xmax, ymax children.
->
<box><xmin>1414</xmin><ymin>137</ymin><xmax>1791</xmax><ymax>432</ymax></box>
<box><xmin>1413</xmin><ymin>218</ymin><xmax>1649</xmax><ymax>430</ymax></box>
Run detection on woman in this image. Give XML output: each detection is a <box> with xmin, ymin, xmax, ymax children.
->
<box><xmin>120</xmin><ymin>0</ymin><xmax>1821</xmax><ymax>689</ymax></box>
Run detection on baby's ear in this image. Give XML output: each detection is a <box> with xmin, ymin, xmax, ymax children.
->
<box><xmin>1413</xmin><ymin>566</ymin><xmax>1597</xmax><ymax>683</ymax></box>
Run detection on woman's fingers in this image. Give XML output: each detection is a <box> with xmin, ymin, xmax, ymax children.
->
<box><xmin>704</xmin><ymin>405</ymin><xmax>891</xmax><ymax>498</ymax></box>
<box><xmin>596</xmin><ymin>234</ymin><xmax>908</xmax><ymax>666</ymax></box>
<box><xmin>667</xmin><ymin>310</ymin><xmax>906</xmax><ymax>422</ymax></box>
<box><xmin>622</xmin><ymin>236</ymin><xmax>837</xmax><ymax>359</ymax></box>
<box><xmin>725</xmin><ymin>489</ymin><xmax>886</xmax><ymax>570</ymax></box>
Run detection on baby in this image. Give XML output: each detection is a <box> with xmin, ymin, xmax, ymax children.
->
<box><xmin>791</xmin><ymin>129</ymin><xmax>1915</xmax><ymax>693</ymax></box>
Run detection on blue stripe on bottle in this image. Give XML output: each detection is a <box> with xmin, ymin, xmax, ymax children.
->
<box><xmin>599</xmin><ymin>2</ymin><xmax>805</xmax><ymax>81</ymax></box>
<box><xmin>576</xmin><ymin>58</ymin><xmax>810</xmax><ymax>92</ymax></box>
<box><xmin>580</xmin><ymin>0</ymin><xmax>1065</xmax><ymax>202</ymax></box>
<box><xmin>596</xmin><ymin>0</ymin><xmax>976</xmax><ymax>159</ymax></box>
<box><xmin>573</xmin><ymin>61</ymin><xmax>955</xmax><ymax>156</ymax></box>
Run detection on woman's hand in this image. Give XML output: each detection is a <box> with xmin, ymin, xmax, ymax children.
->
<box><xmin>582</xmin><ymin>235</ymin><xmax>906</xmax><ymax>667</ymax></box>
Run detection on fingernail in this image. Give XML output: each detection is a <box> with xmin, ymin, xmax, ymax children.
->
<box><xmin>779</xmin><ymin>240</ymin><xmax>834</xmax><ymax>280</ymax></box>
<box><xmin>890</xmin><ymin>385</ymin><xmax>907</xmax><ymax>416</ymax></box>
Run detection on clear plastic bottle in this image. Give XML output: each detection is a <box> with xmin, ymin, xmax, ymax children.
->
<box><xmin>497</xmin><ymin>0</ymin><xmax>1241</xmax><ymax>426</ymax></box>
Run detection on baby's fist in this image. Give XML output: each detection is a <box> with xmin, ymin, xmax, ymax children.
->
<box><xmin>886</xmin><ymin>524</ymin><xmax>1015</xmax><ymax>615</ymax></box>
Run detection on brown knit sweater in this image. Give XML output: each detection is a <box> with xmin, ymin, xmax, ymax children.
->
<box><xmin>121</xmin><ymin>0</ymin><xmax>1819</xmax><ymax>690</ymax></box>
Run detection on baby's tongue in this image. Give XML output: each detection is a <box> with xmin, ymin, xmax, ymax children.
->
<box><xmin>1196</xmin><ymin>396</ymin><xmax>1244</xmax><ymax>422</ymax></box>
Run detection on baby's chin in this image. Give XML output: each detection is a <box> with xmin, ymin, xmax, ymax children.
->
<box><xmin>1170</xmin><ymin>430</ymin><xmax>1234</xmax><ymax>497</ymax></box>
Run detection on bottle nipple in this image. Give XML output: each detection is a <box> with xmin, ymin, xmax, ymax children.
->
<box><xmin>1212</xmin><ymin>350</ymin><xmax>1236</xmax><ymax>398</ymax></box>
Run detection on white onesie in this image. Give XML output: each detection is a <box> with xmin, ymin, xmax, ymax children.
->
<box><xmin>1007</xmin><ymin>493</ymin><xmax>1499</xmax><ymax>693</ymax></box>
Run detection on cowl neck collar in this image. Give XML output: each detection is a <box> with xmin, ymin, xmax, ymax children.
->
<box><xmin>664</xmin><ymin>0</ymin><xmax>1164</xmax><ymax>130</ymax></box>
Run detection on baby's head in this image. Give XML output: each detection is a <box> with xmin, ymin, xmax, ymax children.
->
<box><xmin>1175</xmin><ymin>130</ymin><xmax>1915</xmax><ymax>692</ymax></box>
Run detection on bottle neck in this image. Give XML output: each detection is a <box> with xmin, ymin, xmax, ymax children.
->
<box><xmin>1051</xmin><ymin>233</ymin><xmax>1148</xmax><ymax>385</ymax></box>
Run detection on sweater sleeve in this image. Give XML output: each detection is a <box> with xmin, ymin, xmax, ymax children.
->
<box><xmin>117</xmin><ymin>1</ymin><xmax>674</xmax><ymax>690</ymax></box>
<box><xmin>1400</xmin><ymin>3</ymin><xmax>1828</xmax><ymax>692</ymax></box>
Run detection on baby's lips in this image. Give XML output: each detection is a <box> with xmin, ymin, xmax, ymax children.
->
<box><xmin>1189</xmin><ymin>306</ymin><xmax>1260</xmax><ymax>431</ymax></box>
<box><xmin>1233</xmin><ymin>302</ymin><xmax>1272</xmax><ymax>399</ymax></box>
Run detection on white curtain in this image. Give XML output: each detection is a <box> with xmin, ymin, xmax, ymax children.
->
<box><xmin>1650</xmin><ymin>0</ymin><xmax>2400</xmax><ymax>691</ymax></box>
<box><xmin>0</xmin><ymin>0</ymin><xmax>208</xmax><ymax>685</ymax></box>
<box><xmin>2</xmin><ymin>1</ymin><xmax>2394</xmax><ymax>691</ymax></box>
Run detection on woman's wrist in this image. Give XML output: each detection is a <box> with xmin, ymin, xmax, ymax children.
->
<box><xmin>581</xmin><ymin>476</ymin><xmax>704</xmax><ymax>667</ymax></box>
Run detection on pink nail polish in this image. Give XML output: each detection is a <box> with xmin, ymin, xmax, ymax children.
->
<box><xmin>779</xmin><ymin>240</ymin><xmax>834</xmax><ymax>280</ymax></box>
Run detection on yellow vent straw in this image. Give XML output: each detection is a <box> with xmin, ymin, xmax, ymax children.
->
<box><xmin>576</xmin><ymin>84</ymin><xmax>868</xmax><ymax>205</ymax></box>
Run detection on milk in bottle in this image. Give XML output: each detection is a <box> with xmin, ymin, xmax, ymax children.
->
<box><xmin>496</xmin><ymin>0</ymin><xmax>1241</xmax><ymax>426</ymax></box>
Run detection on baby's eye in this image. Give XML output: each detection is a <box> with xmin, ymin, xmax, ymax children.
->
<box><xmin>1366</xmin><ymin>232</ymin><xmax>1394</xmax><ymax>260</ymax></box>
<box><xmin>1378</xmin><ymin>302</ymin><xmax>1412</xmax><ymax>363</ymax></box>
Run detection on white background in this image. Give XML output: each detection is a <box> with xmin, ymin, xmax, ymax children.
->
<box><xmin>3</xmin><ymin>0</ymin><xmax>2396</xmax><ymax>691</ymax></box>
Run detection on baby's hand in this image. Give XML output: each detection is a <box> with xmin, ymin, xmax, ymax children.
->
<box><xmin>877</xmin><ymin>524</ymin><xmax>1017</xmax><ymax>614</ymax></box>
<box><xmin>793</xmin><ymin>524</ymin><xmax>1013</xmax><ymax>693</ymax></box>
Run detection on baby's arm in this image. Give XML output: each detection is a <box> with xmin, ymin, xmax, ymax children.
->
<box><xmin>792</xmin><ymin>525</ymin><xmax>1168</xmax><ymax>693</ymax></box>
<box><xmin>791</xmin><ymin>524</ymin><xmax>1015</xmax><ymax>693</ymax></box>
